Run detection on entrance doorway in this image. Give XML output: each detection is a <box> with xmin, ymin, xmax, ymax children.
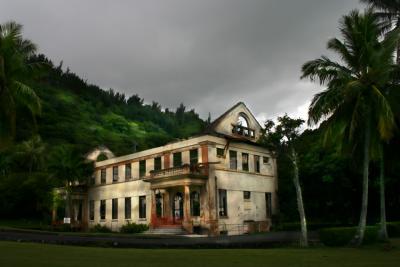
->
<box><xmin>173</xmin><ymin>192</ymin><xmax>183</xmax><ymax>223</ymax></box>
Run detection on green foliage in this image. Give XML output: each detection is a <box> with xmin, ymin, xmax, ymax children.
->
<box><xmin>319</xmin><ymin>226</ymin><xmax>381</xmax><ymax>246</ymax></box>
<box><xmin>119</xmin><ymin>222</ymin><xmax>149</xmax><ymax>233</ymax></box>
<box><xmin>89</xmin><ymin>224</ymin><xmax>112</xmax><ymax>233</ymax></box>
<box><xmin>387</xmin><ymin>222</ymin><xmax>400</xmax><ymax>237</ymax></box>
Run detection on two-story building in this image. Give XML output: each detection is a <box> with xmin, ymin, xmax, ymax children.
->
<box><xmin>58</xmin><ymin>102</ymin><xmax>278</xmax><ymax>235</ymax></box>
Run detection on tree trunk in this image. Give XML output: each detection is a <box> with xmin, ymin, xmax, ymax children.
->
<box><xmin>378</xmin><ymin>148</ymin><xmax>388</xmax><ymax>241</ymax></box>
<box><xmin>397</xmin><ymin>18</ymin><xmax>400</xmax><ymax>65</ymax></box>
<box><xmin>291</xmin><ymin>147</ymin><xmax>308</xmax><ymax>247</ymax></box>
<box><xmin>352</xmin><ymin>117</ymin><xmax>371</xmax><ymax>246</ymax></box>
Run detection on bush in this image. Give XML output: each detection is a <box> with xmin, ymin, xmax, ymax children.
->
<box><xmin>120</xmin><ymin>222</ymin><xmax>148</xmax><ymax>234</ymax></box>
<box><xmin>387</xmin><ymin>222</ymin><xmax>400</xmax><ymax>237</ymax></box>
<box><xmin>319</xmin><ymin>226</ymin><xmax>379</xmax><ymax>246</ymax></box>
<box><xmin>90</xmin><ymin>224</ymin><xmax>112</xmax><ymax>233</ymax></box>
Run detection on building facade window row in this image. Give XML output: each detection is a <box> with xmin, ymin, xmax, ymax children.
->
<box><xmin>96</xmin><ymin>148</ymin><xmax>200</xmax><ymax>185</ymax></box>
<box><xmin>89</xmin><ymin>196</ymin><xmax>147</xmax><ymax>221</ymax></box>
<box><xmin>225</xmin><ymin>149</ymin><xmax>269</xmax><ymax>173</ymax></box>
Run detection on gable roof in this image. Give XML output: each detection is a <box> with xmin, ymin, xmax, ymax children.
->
<box><xmin>206</xmin><ymin>102</ymin><xmax>262</xmax><ymax>133</ymax></box>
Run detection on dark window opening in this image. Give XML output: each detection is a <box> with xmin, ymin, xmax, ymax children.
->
<box><xmin>112</xmin><ymin>198</ymin><xmax>118</xmax><ymax>220</ymax></box>
<box><xmin>190</xmin><ymin>191</ymin><xmax>200</xmax><ymax>216</ymax></box>
<box><xmin>229</xmin><ymin>151</ymin><xmax>237</xmax><ymax>170</ymax></box>
<box><xmin>190</xmin><ymin>149</ymin><xmax>198</xmax><ymax>165</ymax></box>
<box><xmin>173</xmin><ymin>152</ymin><xmax>182</xmax><ymax>167</ymax></box>
<box><xmin>89</xmin><ymin>200</ymin><xmax>94</xmax><ymax>221</ymax></box>
<box><xmin>100</xmin><ymin>200</ymin><xmax>106</xmax><ymax>220</ymax></box>
<box><xmin>242</xmin><ymin>153</ymin><xmax>249</xmax><ymax>171</ymax></box>
<box><xmin>139</xmin><ymin>160</ymin><xmax>146</xmax><ymax>177</ymax></box>
<box><xmin>101</xmin><ymin>169</ymin><xmax>106</xmax><ymax>184</ymax></box>
<box><xmin>113</xmin><ymin>166</ymin><xmax>118</xmax><ymax>182</ymax></box>
<box><xmin>139</xmin><ymin>196</ymin><xmax>146</xmax><ymax>219</ymax></box>
<box><xmin>216</xmin><ymin>148</ymin><xmax>224</xmax><ymax>157</ymax></box>
<box><xmin>244</xmin><ymin>191</ymin><xmax>251</xmax><ymax>200</ymax></box>
<box><xmin>125</xmin><ymin>164</ymin><xmax>131</xmax><ymax>180</ymax></box>
<box><xmin>154</xmin><ymin>157</ymin><xmax>162</xmax><ymax>171</ymax></box>
<box><xmin>266</xmin><ymin>192</ymin><xmax>272</xmax><ymax>218</ymax></box>
<box><xmin>125</xmin><ymin>197</ymin><xmax>131</xmax><ymax>219</ymax></box>
<box><xmin>254</xmin><ymin>155</ymin><xmax>260</xmax><ymax>173</ymax></box>
<box><xmin>218</xmin><ymin>189</ymin><xmax>228</xmax><ymax>217</ymax></box>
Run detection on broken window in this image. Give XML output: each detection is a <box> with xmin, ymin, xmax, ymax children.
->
<box><xmin>242</xmin><ymin>153</ymin><xmax>249</xmax><ymax>171</ymax></box>
<box><xmin>218</xmin><ymin>189</ymin><xmax>228</xmax><ymax>217</ymax></box>
<box><xmin>229</xmin><ymin>150</ymin><xmax>237</xmax><ymax>170</ymax></box>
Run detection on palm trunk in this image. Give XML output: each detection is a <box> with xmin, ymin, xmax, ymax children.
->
<box><xmin>378</xmin><ymin>148</ymin><xmax>388</xmax><ymax>241</ymax></box>
<box><xmin>291</xmin><ymin>147</ymin><xmax>308</xmax><ymax>247</ymax></box>
<box><xmin>353</xmin><ymin>116</ymin><xmax>371</xmax><ymax>246</ymax></box>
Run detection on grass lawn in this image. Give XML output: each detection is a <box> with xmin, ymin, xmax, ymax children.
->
<box><xmin>0</xmin><ymin>240</ymin><xmax>399</xmax><ymax>267</ymax></box>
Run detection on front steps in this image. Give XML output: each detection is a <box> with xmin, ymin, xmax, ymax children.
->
<box><xmin>146</xmin><ymin>225</ymin><xmax>187</xmax><ymax>235</ymax></box>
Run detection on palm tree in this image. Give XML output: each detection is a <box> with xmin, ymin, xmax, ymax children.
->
<box><xmin>14</xmin><ymin>135</ymin><xmax>46</xmax><ymax>174</ymax></box>
<box><xmin>0</xmin><ymin>21</ymin><xmax>42</xmax><ymax>149</ymax></box>
<box><xmin>361</xmin><ymin>0</ymin><xmax>400</xmax><ymax>64</ymax></box>
<box><xmin>301</xmin><ymin>9</ymin><xmax>399</xmax><ymax>246</ymax></box>
<box><xmin>360</xmin><ymin>0</ymin><xmax>400</xmax><ymax>242</ymax></box>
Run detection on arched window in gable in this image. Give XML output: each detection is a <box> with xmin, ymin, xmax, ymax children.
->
<box><xmin>232</xmin><ymin>113</ymin><xmax>255</xmax><ymax>139</ymax></box>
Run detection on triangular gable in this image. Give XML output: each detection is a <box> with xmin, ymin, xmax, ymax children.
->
<box><xmin>208</xmin><ymin>102</ymin><xmax>262</xmax><ymax>142</ymax></box>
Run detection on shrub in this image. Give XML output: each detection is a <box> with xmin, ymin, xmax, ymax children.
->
<box><xmin>120</xmin><ymin>222</ymin><xmax>148</xmax><ymax>233</ymax></box>
<box><xmin>387</xmin><ymin>222</ymin><xmax>400</xmax><ymax>237</ymax></box>
<box><xmin>90</xmin><ymin>224</ymin><xmax>112</xmax><ymax>233</ymax></box>
<box><xmin>319</xmin><ymin>226</ymin><xmax>379</xmax><ymax>246</ymax></box>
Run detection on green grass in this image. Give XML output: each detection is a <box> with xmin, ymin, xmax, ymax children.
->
<box><xmin>0</xmin><ymin>240</ymin><xmax>399</xmax><ymax>267</ymax></box>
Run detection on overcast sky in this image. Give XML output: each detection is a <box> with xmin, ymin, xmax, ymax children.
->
<box><xmin>1</xmin><ymin>0</ymin><xmax>364</xmax><ymax>123</ymax></box>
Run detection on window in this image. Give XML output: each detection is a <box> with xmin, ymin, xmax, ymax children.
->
<box><xmin>125</xmin><ymin>164</ymin><xmax>131</xmax><ymax>180</ymax></box>
<box><xmin>190</xmin><ymin>191</ymin><xmax>200</xmax><ymax>216</ymax></box>
<box><xmin>101</xmin><ymin>169</ymin><xmax>106</xmax><ymax>184</ymax></box>
<box><xmin>173</xmin><ymin>152</ymin><xmax>182</xmax><ymax>167</ymax></box>
<box><xmin>139</xmin><ymin>196</ymin><xmax>146</xmax><ymax>219</ymax></box>
<box><xmin>218</xmin><ymin>189</ymin><xmax>228</xmax><ymax>217</ymax></box>
<box><xmin>216</xmin><ymin>148</ymin><xmax>224</xmax><ymax>157</ymax></box>
<box><xmin>229</xmin><ymin>150</ymin><xmax>237</xmax><ymax>170</ymax></box>
<box><xmin>265</xmin><ymin>193</ymin><xmax>272</xmax><ymax>218</ymax></box>
<box><xmin>113</xmin><ymin>166</ymin><xmax>118</xmax><ymax>182</ymax></box>
<box><xmin>254</xmin><ymin>155</ymin><xmax>260</xmax><ymax>173</ymax></box>
<box><xmin>89</xmin><ymin>200</ymin><xmax>94</xmax><ymax>221</ymax></box>
<box><xmin>243</xmin><ymin>191</ymin><xmax>251</xmax><ymax>200</ymax></box>
<box><xmin>263</xmin><ymin>156</ymin><xmax>270</xmax><ymax>164</ymax></box>
<box><xmin>242</xmin><ymin>153</ymin><xmax>249</xmax><ymax>171</ymax></box>
<box><xmin>190</xmin><ymin>149</ymin><xmax>198</xmax><ymax>165</ymax></box>
<box><xmin>125</xmin><ymin>197</ymin><xmax>131</xmax><ymax>219</ymax></box>
<box><xmin>112</xmin><ymin>198</ymin><xmax>118</xmax><ymax>220</ymax></box>
<box><xmin>100</xmin><ymin>200</ymin><xmax>106</xmax><ymax>220</ymax></box>
<box><xmin>154</xmin><ymin>157</ymin><xmax>162</xmax><ymax>171</ymax></box>
<box><xmin>139</xmin><ymin>160</ymin><xmax>146</xmax><ymax>177</ymax></box>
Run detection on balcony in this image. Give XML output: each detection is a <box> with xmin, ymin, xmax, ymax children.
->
<box><xmin>231</xmin><ymin>124</ymin><xmax>256</xmax><ymax>139</ymax></box>
<box><xmin>143</xmin><ymin>163</ymin><xmax>209</xmax><ymax>186</ymax></box>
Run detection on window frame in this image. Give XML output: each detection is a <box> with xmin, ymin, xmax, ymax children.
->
<box><xmin>173</xmin><ymin>152</ymin><xmax>182</xmax><ymax>167</ymax></box>
<box><xmin>89</xmin><ymin>200</ymin><xmax>94</xmax><ymax>221</ymax></box>
<box><xmin>100</xmin><ymin>169</ymin><xmax>106</xmax><ymax>184</ymax></box>
<box><xmin>229</xmin><ymin>150</ymin><xmax>237</xmax><ymax>170</ymax></box>
<box><xmin>112</xmin><ymin>166</ymin><xmax>118</xmax><ymax>182</ymax></box>
<box><xmin>216</xmin><ymin>148</ymin><xmax>224</xmax><ymax>157</ymax></box>
<box><xmin>218</xmin><ymin>189</ymin><xmax>228</xmax><ymax>217</ymax></box>
<box><xmin>242</xmin><ymin>153</ymin><xmax>249</xmax><ymax>171</ymax></box>
<box><xmin>189</xmin><ymin>148</ymin><xmax>198</xmax><ymax>165</ymax></box>
<box><xmin>139</xmin><ymin>196</ymin><xmax>146</xmax><ymax>219</ymax></box>
<box><xmin>112</xmin><ymin>198</ymin><xmax>118</xmax><ymax>220</ymax></box>
<box><xmin>100</xmin><ymin>200</ymin><xmax>106</xmax><ymax>220</ymax></box>
<box><xmin>125</xmin><ymin>197</ymin><xmax>131</xmax><ymax>219</ymax></box>
<box><xmin>125</xmin><ymin>163</ymin><xmax>131</xmax><ymax>180</ymax></box>
<box><xmin>154</xmin><ymin>157</ymin><xmax>162</xmax><ymax>171</ymax></box>
<box><xmin>243</xmin><ymin>191</ymin><xmax>251</xmax><ymax>200</ymax></box>
<box><xmin>139</xmin><ymin>160</ymin><xmax>146</xmax><ymax>178</ymax></box>
<box><xmin>254</xmin><ymin>155</ymin><xmax>260</xmax><ymax>173</ymax></box>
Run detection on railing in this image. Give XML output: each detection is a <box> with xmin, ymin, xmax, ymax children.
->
<box><xmin>231</xmin><ymin>124</ymin><xmax>255</xmax><ymax>139</ymax></box>
<box><xmin>148</xmin><ymin>163</ymin><xmax>208</xmax><ymax>179</ymax></box>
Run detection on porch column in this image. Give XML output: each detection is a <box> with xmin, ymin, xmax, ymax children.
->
<box><xmin>150</xmin><ymin>189</ymin><xmax>157</xmax><ymax>228</ymax></box>
<box><xmin>183</xmin><ymin>185</ymin><xmax>193</xmax><ymax>233</ymax></box>
<box><xmin>163</xmin><ymin>189</ymin><xmax>171</xmax><ymax>221</ymax></box>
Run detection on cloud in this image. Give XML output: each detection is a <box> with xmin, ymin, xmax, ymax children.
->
<box><xmin>1</xmin><ymin>0</ymin><xmax>363</xmax><ymax>123</ymax></box>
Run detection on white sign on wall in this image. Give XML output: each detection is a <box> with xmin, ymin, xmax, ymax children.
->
<box><xmin>63</xmin><ymin>217</ymin><xmax>71</xmax><ymax>224</ymax></box>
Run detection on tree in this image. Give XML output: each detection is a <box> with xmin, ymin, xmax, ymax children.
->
<box><xmin>48</xmin><ymin>146</ymin><xmax>94</xmax><ymax>222</ymax></box>
<box><xmin>14</xmin><ymin>135</ymin><xmax>46</xmax><ymax>174</ymax></box>
<box><xmin>0</xmin><ymin>22</ymin><xmax>43</xmax><ymax>149</ymax></box>
<box><xmin>301</xmin><ymin>9</ymin><xmax>399</xmax><ymax>245</ymax></box>
<box><xmin>361</xmin><ymin>0</ymin><xmax>400</xmax><ymax>64</ymax></box>
<box><xmin>260</xmin><ymin>115</ymin><xmax>308</xmax><ymax>247</ymax></box>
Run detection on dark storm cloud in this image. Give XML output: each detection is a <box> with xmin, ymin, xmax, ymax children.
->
<box><xmin>0</xmin><ymin>0</ymin><xmax>363</xmax><ymax>123</ymax></box>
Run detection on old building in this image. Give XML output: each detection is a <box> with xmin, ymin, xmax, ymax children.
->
<box><xmin>58</xmin><ymin>102</ymin><xmax>278</xmax><ymax>235</ymax></box>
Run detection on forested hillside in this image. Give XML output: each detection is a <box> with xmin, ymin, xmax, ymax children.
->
<box><xmin>21</xmin><ymin>54</ymin><xmax>206</xmax><ymax>156</ymax></box>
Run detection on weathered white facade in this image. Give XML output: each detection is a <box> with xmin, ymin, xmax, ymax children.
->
<box><xmin>67</xmin><ymin>102</ymin><xmax>278</xmax><ymax>235</ymax></box>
